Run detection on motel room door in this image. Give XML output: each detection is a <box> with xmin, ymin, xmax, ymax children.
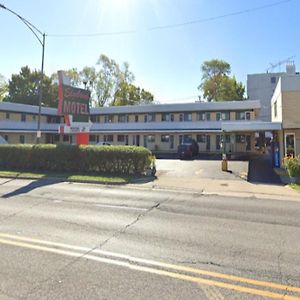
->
<box><xmin>206</xmin><ymin>135</ymin><xmax>211</xmax><ymax>151</ymax></box>
<box><xmin>246</xmin><ymin>135</ymin><xmax>251</xmax><ymax>151</ymax></box>
<box><xmin>133</xmin><ymin>135</ymin><xmax>140</xmax><ymax>146</ymax></box>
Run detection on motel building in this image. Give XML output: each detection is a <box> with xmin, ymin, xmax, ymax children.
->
<box><xmin>0</xmin><ymin>74</ymin><xmax>300</xmax><ymax>165</ymax></box>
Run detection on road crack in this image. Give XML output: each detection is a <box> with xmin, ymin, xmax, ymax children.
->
<box><xmin>98</xmin><ymin>201</ymin><xmax>161</xmax><ymax>249</ymax></box>
<box><xmin>22</xmin><ymin>199</ymin><xmax>166</xmax><ymax>299</ymax></box>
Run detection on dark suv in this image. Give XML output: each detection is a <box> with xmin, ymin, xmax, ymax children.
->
<box><xmin>177</xmin><ymin>140</ymin><xmax>199</xmax><ymax>159</ymax></box>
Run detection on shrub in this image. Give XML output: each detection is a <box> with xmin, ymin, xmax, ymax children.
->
<box><xmin>283</xmin><ymin>155</ymin><xmax>300</xmax><ymax>178</ymax></box>
<box><xmin>0</xmin><ymin>144</ymin><xmax>152</xmax><ymax>175</ymax></box>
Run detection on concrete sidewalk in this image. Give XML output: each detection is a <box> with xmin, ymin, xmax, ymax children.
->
<box><xmin>134</xmin><ymin>159</ymin><xmax>300</xmax><ymax>201</ymax></box>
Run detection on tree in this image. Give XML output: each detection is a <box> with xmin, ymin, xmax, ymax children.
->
<box><xmin>94</xmin><ymin>54</ymin><xmax>136</xmax><ymax>107</ymax></box>
<box><xmin>114</xmin><ymin>83</ymin><xmax>154</xmax><ymax>106</ymax></box>
<box><xmin>67</xmin><ymin>54</ymin><xmax>153</xmax><ymax>107</ymax></box>
<box><xmin>5</xmin><ymin>66</ymin><xmax>58</xmax><ymax>107</ymax></box>
<box><xmin>0</xmin><ymin>74</ymin><xmax>8</xmax><ymax>101</ymax></box>
<box><xmin>6</xmin><ymin>55</ymin><xmax>154</xmax><ymax>108</ymax></box>
<box><xmin>198</xmin><ymin>59</ymin><xmax>245</xmax><ymax>101</ymax></box>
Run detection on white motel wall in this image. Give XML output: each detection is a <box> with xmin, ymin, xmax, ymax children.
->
<box><xmin>0</xmin><ymin>99</ymin><xmax>282</xmax><ymax>157</ymax></box>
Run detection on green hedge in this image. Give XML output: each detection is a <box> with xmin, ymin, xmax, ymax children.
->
<box><xmin>0</xmin><ymin>144</ymin><xmax>152</xmax><ymax>175</ymax></box>
<box><xmin>284</xmin><ymin>155</ymin><xmax>300</xmax><ymax>178</ymax></box>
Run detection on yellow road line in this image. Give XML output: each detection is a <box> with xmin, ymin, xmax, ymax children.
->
<box><xmin>0</xmin><ymin>237</ymin><xmax>299</xmax><ymax>300</ymax></box>
<box><xmin>0</xmin><ymin>233</ymin><xmax>299</xmax><ymax>294</ymax></box>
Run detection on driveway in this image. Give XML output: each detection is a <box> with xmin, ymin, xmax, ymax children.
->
<box><xmin>248</xmin><ymin>153</ymin><xmax>282</xmax><ymax>184</ymax></box>
<box><xmin>155</xmin><ymin>159</ymin><xmax>248</xmax><ymax>181</ymax></box>
<box><xmin>139</xmin><ymin>158</ymin><xmax>300</xmax><ymax>201</ymax></box>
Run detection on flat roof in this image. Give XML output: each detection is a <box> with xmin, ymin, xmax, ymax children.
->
<box><xmin>0</xmin><ymin>102</ymin><xmax>57</xmax><ymax>116</ymax></box>
<box><xmin>222</xmin><ymin>121</ymin><xmax>282</xmax><ymax>132</ymax></box>
<box><xmin>91</xmin><ymin>100</ymin><xmax>261</xmax><ymax>115</ymax></box>
<box><xmin>0</xmin><ymin>100</ymin><xmax>261</xmax><ymax>116</ymax></box>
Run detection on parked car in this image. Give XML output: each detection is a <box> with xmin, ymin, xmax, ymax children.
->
<box><xmin>96</xmin><ymin>141</ymin><xmax>111</xmax><ymax>146</ymax></box>
<box><xmin>177</xmin><ymin>140</ymin><xmax>199</xmax><ymax>159</ymax></box>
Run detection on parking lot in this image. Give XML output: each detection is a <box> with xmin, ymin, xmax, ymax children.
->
<box><xmin>155</xmin><ymin>158</ymin><xmax>248</xmax><ymax>181</ymax></box>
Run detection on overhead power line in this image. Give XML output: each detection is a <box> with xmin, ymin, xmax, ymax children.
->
<box><xmin>48</xmin><ymin>0</ymin><xmax>292</xmax><ymax>38</ymax></box>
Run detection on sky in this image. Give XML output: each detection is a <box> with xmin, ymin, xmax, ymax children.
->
<box><xmin>0</xmin><ymin>0</ymin><xmax>299</xmax><ymax>103</ymax></box>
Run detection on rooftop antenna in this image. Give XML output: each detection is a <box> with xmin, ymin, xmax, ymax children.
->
<box><xmin>266</xmin><ymin>56</ymin><xmax>295</xmax><ymax>73</ymax></box>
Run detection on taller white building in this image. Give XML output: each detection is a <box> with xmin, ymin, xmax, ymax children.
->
<box><xmin>247</xmin><ymin>63</ymin><xmax>298</xmax><ymax>121</ymax></box>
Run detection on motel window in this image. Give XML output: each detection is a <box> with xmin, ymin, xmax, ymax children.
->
<box><xmin>236</xmin><ymin>112</ymin><xmax>245</xmax><ymax>120</ymax></box>
<box><xmin>236</xmin><ymin>135</ymin><xmax>246</xmax><ymax>143</ymax></box>
<box><xmin>274</xmin><ymin>101</ymin><xmax>278</xmax><ymax>118</ymax></box>
<box><xmin>148</xmin><ymin>113</ymin><xmax>156</xmax><ymax>122</ymax></box>
<box><xmin>6</xmin><ymin>112</ymin><xmax>10</xmax><ymax>119</ymax></box>
<box><xmin>54</xmin><ymin>135</ymin><xmax>60</xmax><ymax>142</ymax></box>
<box><xmin>184</xmin><ymin>112</ymin><xmax>192</xmax><ymax>121</ymax></box>
<box><xmin>135</xmin><ymin>115</ymin><xmax>139</xmax><ymax>122</ymax></box>
<box><xmin>144</xmin><ymin>113</ymin><xmax>155</xmax><ymax>122</ymax></box>
<box><xmin>21</xmin><ymin>113</ymin><xmax>26</xmax><ymax>122</ymax></box>
<box><xmin>4</xmin><ymin>135</ymin><xmax>8</xmax><ymax>142</ymax></box>
<box><xmin>89</xmin><ymin>135</ymin><xmax>96</xmax><ymax>142</ymax></box>
<box><xmin>216</xmin><ymin>112</ymin><xmax>230</xmax><ymax>121</ymax></box>
<box><xmin>104</xmin><ymin>135</ymin><xmax>113</xmax><ymax>142</ymax></box>
<box><xmin>161</xmin><ymin>113</ymin><xmax>174</xmax><ymax>122</ymax></box>
<box><xmin>179</xmin><ymin>114</ymin><xmax>184</xmax><ymax>122</ymax></box>
<box><xmin>147</xmin><ymin>135</ymin><xmax>155</xmax><ymax>143</ymax></box>
<box><xmin>118</xmin><ymin>114</ymin><xmax>129</xmax><ymax>123</ymax></box>
<box><xmin>90</xmin><ymin>115</ymin><xmax>100</xmax><ymax>123</ymax></box>
<box><xmin>225</xmin><ymin>135</ymin><xmax>231</xmax><ymax>143</ymax></box>
<box><xmin>104</xmin><ymin>115</ymin><xmax>114</xmax><ymax>123</ymax></box>
<box><xmin>19</xmin><ymin>135</ymin><xmax>25</xmax><ymax>144</ymax></box>
<box><xmin>48</xmin><ymin>116</ymin><xmax>61</xmax><ymax>124</ymax></box>
<box><xmin>236</xmin><ymin>111</ymin><xmax>251</xmax><ymax>121</ymax></box>
<box><xmin>63</xmin><ymin>135</ymin><xmax>69</xmax><ymax>142</ymax></box>
<box><xmin>198</xmin><ymin>112</ymin><xmax>210</xmax><ymax>121</ymax></box>
<box><xmin>162</xmin><ymin>113</ymin><xmax>170</xmax><ymax>122</ymax></box>
<box><xmin>161</xmin><ymin>135</ymin><xmax>170</xmax><ymax>143</ymax></box>
<box><xmin>196</xmin><ymin>135</ymin><xmax>206</xmax><ymax>143</ymax></box>
<box><xmin>183</xmin><ymin>135</ymin><xmax>192</xmax><ymax>143</ymax></box>
<box><xmin>32</xmin><ymin>115</ymin><xmax>36</xmax><ymax>121</ymax></box>
<box><xmin>198</xmin><ymin>112</ymin><xmax>205</xmax><ymax>121</ymax></box>
<box><xmin>117</xmin><ymin>135</ymin><xmax>125</xmax><ymax>142</ymax></box>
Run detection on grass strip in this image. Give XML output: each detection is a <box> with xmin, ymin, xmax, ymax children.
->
<box><xmin>289</xmin><ymin>183</ymin><xmax>300</xmax><ymax>191</ymax></box>
<box><xmin>0</xmin><ymin>170</ymin><xmax>130</xmax><ymax>183</ymax></box>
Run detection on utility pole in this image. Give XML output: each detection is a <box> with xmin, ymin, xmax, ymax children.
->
<box><xmin>0</xmin><ymin>3</ymin><xmax>46</xmax><ymax>144</ymax></box>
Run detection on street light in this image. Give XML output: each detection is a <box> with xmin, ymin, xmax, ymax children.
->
<box><xmin>0</xmin><ymin>3</ymin><xmax>45</xmax><ymax>144</ymax></box>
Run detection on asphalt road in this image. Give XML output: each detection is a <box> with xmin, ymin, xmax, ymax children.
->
<box><xmin>0</xmin><ymin>178</ymin><xmax>300</xmax><ymax>299</ymax></box>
